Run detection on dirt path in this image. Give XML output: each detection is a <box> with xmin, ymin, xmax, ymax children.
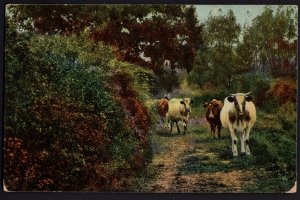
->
<box><xmin>147</xmin><ymin>117</ymin><xmax>254</xmax><ymax>192</ymax></box>
<box><xmin>148</xmin><ymin>133</ymin><xmax>194</xmax><ymax>192</ymax></box>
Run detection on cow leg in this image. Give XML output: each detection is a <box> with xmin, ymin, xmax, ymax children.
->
<box><xmin>165</xmin><ymin>113</ymin><xmax>170</xmax><ymax>128</ymax></box>
<box><xmin>245</xmin><ymin>126</ymin><xmax>251</xmax><ymax>156</ymax></box>
<box><xmin>163</xmin><ymin>116</ymin><xmax>167</xmax><ymax>128</ymax></box>
<box><xmin>170</xmin><ymin>119</ymin><xmax>173</xmax><ymax>134</ymax></box>
<box><xmin>217</xmin><ymin>123</ymin><xmax>222</xmax><ymax>139</ymax></box>
<box><xmin>240</xmin><ymin>129</ymin><xmax>246</xmax><ymax>154</ymax></box>
<box><xmin>210</xmin><ymin>123</ymin><xmax>214</xmax><ymax>137</ymax></box>
<box><xmin>229</xmin><ymin>126</ymin><xmax>238</xmax><ymax>157</ymax></box>
<box><xmin>183</xmin><ymin>121</ymin><xmax>187</xmax><ymax>134</ymax></box>
<box><xmin>176</xmin><ymin>122</ymin><xmax>180</xmax><ymax>134</ymax></box>
<box><xmin>212</xmin><ymin>124</ymin><xmax>216</xmax><ymax>139</ymax></box>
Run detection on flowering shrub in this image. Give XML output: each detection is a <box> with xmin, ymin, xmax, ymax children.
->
<box><xmin>4</xmin><ymin>32</ymin><xmax>154</xmax><ymax>191</ymax></box>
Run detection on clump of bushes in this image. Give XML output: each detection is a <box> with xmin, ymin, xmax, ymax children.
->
<box><xmin>257</xmin><ymin>78</ymin><xmax>296</xmax><ymax>112</ymax></box>
<box><xmin>4</xmin><ymin>30</ymin><xmax>154</xmax><ymax>191</ymax></box>
<box><xmin>190</xmin><ymin>73</ymin><xmax>272</xmax><ymax>108</ymax></box>
<box><xmin>268</xmin><ymin>78</ymin><xmax>296</xmax><ymax>105</ymax></box>
<box><xmin>228</xmin><ymin>73</ymin><xmax>271</xmax><ymax>106</ymax></box>
<box><xmin>191</xmin><ymin>87</ymin><xmax>229</xmax><ymax>108</ymax></box>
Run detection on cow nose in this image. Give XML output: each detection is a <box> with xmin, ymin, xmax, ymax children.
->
<box><xmin>209</xmin><ymin>114</ymin><xmax>214</xmax><ymax>118</ymax></box>
<box><xmin>186</xmin><ymin>108</ymin><xmax>191</xmax><ymax>113</ymax></box>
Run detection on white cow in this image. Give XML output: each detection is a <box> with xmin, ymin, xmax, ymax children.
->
<box><xmin>168</xmin><ymin>98</ymin><xmax>193</xmax><ymax>134</ymax></box>
<box><xmin>220</xmin><ymin>93</ymin><xmax>256</xmax><ymax>157</ymax></box>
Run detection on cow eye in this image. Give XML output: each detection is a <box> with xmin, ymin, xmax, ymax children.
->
<box><xmin>227</xmin><ymin>96</ymin><xmax>235</xmax><ymax>102</ymax></box>
<box><xmin>180</xmin><ymin>100</ymin><xmax>185</xmax><ymax>104</ymax></box>
<box><xmin>245</xmin><ymin>95</ymin><xmax>253</xmax><ymax>102</ymax></box>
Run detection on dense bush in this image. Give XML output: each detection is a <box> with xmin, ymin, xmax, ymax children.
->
<box><xmin>190</xmin><ymin>73</ymin><xmax>272</xmax><ymax>108</ymax></box>
<box><xmin>228</xmin><ymin>73</ymin><xmax>271</xmax><ymax>106</ymax></box>
<box><xmin>191</xmin><ymin>87</ymin><xmax>229</xmax><ymax>108</ymax></box>
<box><xmin>268</xmin><ymin>78</ymin><xmax>296</xmax><ymax>104</ymax></box>
<box><xmin>256</xmin><ymin>78</ymin><xmax>296</xmax><ymax>112</ymax></box>
<box><xmin>4</xmin><ymin>29</ymin><xmax>154</xmax><ymax>191</ymax></box>
<box><xmin>275</xmin><ymin>102</ymin><xmax>297</xmax><ymax>134</ymax></box>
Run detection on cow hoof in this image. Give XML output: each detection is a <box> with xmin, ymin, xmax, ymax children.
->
<box><xmin>233</xmin><ymin>151</ymin><xmax>238</xmax><ymax>157</ymax></box>
<box><xmin>246</xmin><ymin>152</ymin><xmax>251</xmax><ymax>156</ymax></box>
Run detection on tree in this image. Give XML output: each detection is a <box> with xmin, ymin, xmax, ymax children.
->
<box><xmin>8</xmin><ymin>5</ymin><xmax>203</xmax><ymax>75</ymax></box>
<box><xmin>238</xmin><ymin>6</ymin><xmax>297</xmax><ymax>78</ymax></box>
<box><xmin>7</xmin><ymin>5</ymin><xmax>108</xmax><ymax>35</ymax></box>
<box><xmin>91</xmin><ymin>5</ymin><xmax>203</xmax><ymax>74</ymax></box>
<box><xmin>189</xmin><ymin>9</ymin><xmax>241</xmax><ymax>87</ymax></box>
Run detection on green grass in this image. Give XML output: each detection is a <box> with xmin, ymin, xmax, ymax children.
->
<box><xmin>126</xmin><ymin>164</ymin><xmax>158</xmax><ymax>192</ymax></box>
<box><xmin>191</xmin><ymin>106</ymin><xmax>206</xmax><ymax>118</ymax></box>
<box><xmin>183</xmin><ymin>109</ymin><xmax>295</xmax><ymax>192</ymax></box>
<box><xmin>129</xmin><ymin>106</ymin><xmax>296</xmax><ymax>193</ymax></box>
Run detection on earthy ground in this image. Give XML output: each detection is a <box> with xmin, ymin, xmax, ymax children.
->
<box><xmin>145</xmin><ymin>117</ymin><xmax>255</xmax><ymax>193</ymax></box>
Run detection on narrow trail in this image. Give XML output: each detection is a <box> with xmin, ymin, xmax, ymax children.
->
<box><xmin>148</xmin><ymin>133</ymin><xmax>193</xmax><ymax>192</ymax></box>
<box><xmin>147</xmin><ymin>117</ymin><xmax>254</xmax><ymax>193</ymax></box>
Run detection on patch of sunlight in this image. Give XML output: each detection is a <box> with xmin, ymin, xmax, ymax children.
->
<box><xmin>220</xmin><ymin>160</ymin><xmax>231</xmax><ymax>165</ymax></box>
<box><xmin>201</xmin><ymin>151</ymin><xmax>217</xmax><ymax>159</ymax></box>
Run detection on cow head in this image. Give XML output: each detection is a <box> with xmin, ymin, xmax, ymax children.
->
<box><xmin>180</xmin><ymin>98</ymin><xmax>193</xmax><ymax>113</ymax></box>
<box><xmin>227</xmin><ymin>93</ymin><xmax>253</xmax><ymax>117</ymax></box>
<box><xmin>203</xmin><ymin>99</ymin><xmax>222</xmax><ymax>118</ymax></box>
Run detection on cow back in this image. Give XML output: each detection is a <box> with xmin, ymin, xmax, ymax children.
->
<box><xmin>168</xmin><ymin>98</ymin><xmax>187</xmax><ymax>121</ymax></box>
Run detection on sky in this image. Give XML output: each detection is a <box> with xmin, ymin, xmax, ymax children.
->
<box><xmin>195</xmin><ymin>5</ymin><xmax>297</xmax><ymax>26</ymax></box>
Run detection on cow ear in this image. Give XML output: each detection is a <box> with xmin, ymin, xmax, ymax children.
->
<box><xmin>203</xmin><ymin>103</ymin><xmax>208</xmax><ymax>108</ymax></box>
<box><xmin>227</xmin><ymin>96</ymin><xmax>234</xmax><ymax>102</ymax></box>
<box><xmin>164</xmin><ymin>96</ymin><xmax>169</xmax><ymax>101</ymax></box>
<box><xmin>180</xmin><ymin>100</ymin><xmax>185</xmax><ymax>104</ymax></box>
<box><xmin>245</xmin><ymin>95</ymin><xmax>253</xmax><ymax>102</ymax></box>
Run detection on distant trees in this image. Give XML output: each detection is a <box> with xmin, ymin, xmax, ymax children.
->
<box><xmin>239</xmin><ymin>6</ymin><xmax>297</xmax><ymax>78</ymax></box>
<box><xmin>189</xmin><ymin>9</ymin><xmax>241</xmax><ymax>87</ymax></box>
<box><xmin>189</xmin><ymin>6</ymin><xmax>297</xmax><ymax>89</ymax></box>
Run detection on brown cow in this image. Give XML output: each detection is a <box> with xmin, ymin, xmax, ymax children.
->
<box><xmin>203</xmin><ymin>99</ymin><xmax>223</xmax><ymax>139</ymax></box>
<box><xmin>158</xmin><ymin>96</ymin><xmax>170</xmax><ymax>128</ymax></box>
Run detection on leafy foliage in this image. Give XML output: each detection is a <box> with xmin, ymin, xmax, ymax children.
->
<box><xmin>4</xmin><ymin>22</ymin><xmax>154</xmax><ymax>191</ymax></box>
<box><xmin>5</xmin><ymin>4</ymin><xmax>297</xmax><ymax>192</ymax></box>
<box><xmin>238</xmin><ymin>6</ymin><xmax>297</xmax><ymax>78</ymax></box>
<box><xmin>189</xmin><ymin>9</ymin><xmax>241</xmax><ymax>87</ymax></box>
<box><xmin>269</xmin><ymin>78</ymin><xmax>296</xmax><ymax>104</ymax></box>
<box><xmin>91</xmin><ymin>5</ymin><xmax>202</xmax><ymax>73</ymax></box>
<box><xmin>8</xmin><ymin>5</ymin><xmax>203</xmax><ymax>76</ymax></box>
<box><xmin>189</xmin><ymin>6</ymin><xmax>297</xmax><ymax>89</ymax></box>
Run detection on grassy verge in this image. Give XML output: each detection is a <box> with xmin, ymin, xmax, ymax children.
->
<box><xmin>128</xmin><ymin>102</ymin><xmax>296</xmax><ymax>192</ymax></box>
